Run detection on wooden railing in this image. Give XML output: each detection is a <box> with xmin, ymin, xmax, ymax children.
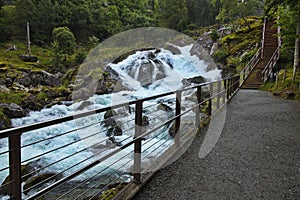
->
<box><xmin>261</xmin><ymin>16</ymin><xmax>267</xmax><ymax>59</ymax></box>
<box><xmin>0</xmin><ymin>76</ymin><xmax>240</xmax><ymax>200</ymax></box>
<box><xmin>262</xmin><ymin>47</ymin><xmax>280</xmax><ymax>83</ymax></box>
<box><xmin>240</xmin><ymin>48</ymin><xmax>262</xmax><ymax>85</ymax></box>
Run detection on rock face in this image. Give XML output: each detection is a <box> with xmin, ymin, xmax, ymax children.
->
<box><xmin>0</xmin><ymin>159</ymin><xmax>45</xmax><ymax>196</ymax></box>
<box><xmin>76</xmin><ymin>101</ymin><xmax>94</xmax><ymax>111</ymax></box>
<box><xmin>0</xmin><ymin>103</ymin><xmax>26</xmax><ymax>118</ymax></box>
<box><xmin>0</xmin><ymin>112</ymin><xmax>11</xmax><ymax>130</ymax></box>
<box><xmin>157</xmin><ymin>103</ymin><xmax>173</xmax><ymax>112</ymax></box>
<box><xmin>182</xmin><ymin>76</ymin><xmax>206</xmax><ymax>86</ymax></box>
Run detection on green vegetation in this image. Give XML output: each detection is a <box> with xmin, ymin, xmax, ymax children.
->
<box><xmin>262</xmin><ymin>0</ymin><xmax>300</xmax><ymax>100</ymax></box>
<box><xmin>0</xmin><ymin>91</ymin><xmax>28</xmax><ymax>105</ymax></box>
<box><xmin>261</xmin><ymin>67</ymin><xmax>300</xmax><ymax>102</ymax></box>
<box><xmin>213</xmin><ymin>16</ymin><xmax>263</xmax><ymax>71</ymax></box>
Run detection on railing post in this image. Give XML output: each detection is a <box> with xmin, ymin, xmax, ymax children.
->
<box><xmin>236</xmin><ymin>76</ymin><xmax>240</xmax><ymax>91</ymax></box>
<box><xmin>222</xmin><ymin>80</ymin><xmax>226</xmax><ymax>105</ymax></box>
<box><xmin>226</xmin><ymin>79</ymin><xmax>231</xmax><ymax>100</ymax></box>
<box><xmin>208</xmin><ymin>83</ymin><xmax>213</xmax><ymax>116</ymax></box>
<box><xmin>261</xmin><ymin>16</ymin><xmax>267</xmax><ymax>59</ymax></box>
<box><xmin>9</xmin><ymin>132</ymin><xmax>22</xmax><ymax>200</ymax></box>
<box><xmin>133</xmin><ymin>101</ymin><xmax>143</xmax><ymax>183</ymax></box>
<box><xmin>195</xmin><ymin>86</ymin><xmax>202</xmax><ymax>127</ymax></box>
<box><xmin>175</xmin><ymin>91</ymin><xmax>181</xmax><ymax>146</ymax></box>
<box><xmin>217</xmin><ymin>81</ymin><xmax>221</xmax><ymax>109</ymax></box>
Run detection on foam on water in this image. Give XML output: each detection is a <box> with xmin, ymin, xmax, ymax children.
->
<box><xmin>0</xmin><ymin>45</ymin><xmax>221</xmax><ymax>196</ymax></box>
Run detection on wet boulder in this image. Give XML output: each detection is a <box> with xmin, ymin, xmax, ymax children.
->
<box><xmin>0</xmin><ymin>103</ymin><xmax>26</xmax><ymax>118</ymax></box>
<box><xmin>157</xmin><ymin>103</ymin><xmax>173</xmax><ymax>112</ymax></box>
<box><xmin>0</xmin><ymin>113</ymin><xmax>11</xmax><ymax>130</ymax></box>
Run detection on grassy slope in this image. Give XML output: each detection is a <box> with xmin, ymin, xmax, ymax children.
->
<box><xmin>213</xmin><ymin>16</ymin><xmax>263</xmax><ymax>72</ymax></box>
<box><xmin>261</xmin><ymin>67</ymin><xmax>300</xmax><ymax>102</ymax></box>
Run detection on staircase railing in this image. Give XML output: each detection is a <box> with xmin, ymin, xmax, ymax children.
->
<box><xmin>262</xmin><ymin>47</ymin><xmax>280</xmax><ymax>83</ymax></box>
<box><xmin>261</xmin><ymin>16</ymin><xmax>267</xmax><ymax>59</ymax></box>
<box><xmin>261</xmin><ymin>16</ymin><xmax>281</xmax><ymax>83</ymax></box>
<box><xmin>240</xmin><ymin>47</ymin><xmax>262</xmax><ymax>85</ymax></box>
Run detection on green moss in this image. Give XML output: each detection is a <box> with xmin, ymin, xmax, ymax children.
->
<box><xmin>213</xmin><ymin>47</ymin><xmax>230</xmax><ymax>63</ymax></box>
<box><xmin>0</xmin><ymin>41</ymin><xmax>52</xmax><ymax>72</ymax></box>
<box><xmin>0</xmin><ymin>91</ymin><xmax>29</xmax><ymax>104</ymax></box>
<box><xmin>23</xmin><ymin>173</ymin><xmax>57</xmax><ymax>192</ymax></box>
<box><xmin>261</xmin><ymin>67</ymin><xmax>300</xmax><ymax>103</ymax></box>
<box><xmin>36</xmin><ymin>92</ymin><xmax>48</xmax><ymax>101</ymax></box>
<box><xmin>99</xmin><ymin>188</ymin><xmax>119</xmax><ymax>200</ymax></box>
<box><xmin>214</xmin><ymin>16</ymin><xmax>263</xmax><ymax>72</ymax></box>
<box><xmin>0</xmin><ymin>108</ymin><xmax>11</xmax><ymax>130</ymax></box>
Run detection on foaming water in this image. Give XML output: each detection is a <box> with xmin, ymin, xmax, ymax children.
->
<box><xmin>0</xmin><ymin>45</ymin><xmax>220</xmax><ymax>195</ymax></box>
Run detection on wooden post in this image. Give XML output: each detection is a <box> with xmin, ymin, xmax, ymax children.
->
<box><xmin>208</xmin><ymin>83</ymin><xmax>213</xmax><ymax>116</ymax></box>
<box><xmin>195</xmin><ymin>86</ymin><xmax>202</xmax><ymax>127</ymax></box>
<box><xmin>9</xmin><ymin>132</ymin><xmax>22</xmax><ymax>200</ymax></box>
<box><xmin>26</xmin><ymin>22</ymin><xmax>31</xmax><ymax>56</ymax></box>
<box><xmin>133</xmin><ymin>101</ymin><xmax>143</xmax><ymax>183</ymax></box>
<box><xmin>226</xmin><ymin>79</ymin><xmax>231</xmax><ymax>100</ymax></box>
<box><xmin>175</xmin><ymin>91</ymin><xmax>181</xmax><ymax>146</ymax></box>
<box><xmin>217</xmin><ymin>81</ymin><xmax>221</xmax><ymax>109</ymax></box>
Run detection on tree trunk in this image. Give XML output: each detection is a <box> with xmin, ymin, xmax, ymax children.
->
<box><xmin>242</xmin><ymin>16</ymin><xmax>251</xmax><ymax>31</ymax></box>
<box><xmin>292</xmin><ymin>22</ymin><xmax>300</xmax><ymax>84</ymax></box>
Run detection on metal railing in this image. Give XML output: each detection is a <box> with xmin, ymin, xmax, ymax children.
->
<box><xmin>240</xmin><ymin>48</ymin><xmax>262</xmax><ymax>85</ymax></box>
<box><xmin>0</xmin><ymin>76</ymin><xmax>240</xmax><ymax>200</ymax></box>
<box><xmin>261</xmin><ymin>16</ymin><xmax>267</xmax><ymax>59</ymax></box>
<box><xmin>262</xmin><ymin>47</ymin><xmax>280</xmax><ymax>83</ymax></box>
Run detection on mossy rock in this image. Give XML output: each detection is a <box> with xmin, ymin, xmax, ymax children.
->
<box><xmin>23</xmin><ymin>173</ymin><xmax>62</xmax><ymax>194</ymax></box>
<box><xmin>157</xmin><ymin>103</ymin><xmax>173</xmax><ymax>112</ymax></box>
<box><xmin>0</xmin><ymin>109</ymin><xmax>11</xmax><ymax>130</ymax></box>
<box><xmin>104</xmin><ymin>110</ymin><xmax>117</xmax><ymax>119</ymax></box>
<box><xmin>0</xmin><ymin>164</ymin><xmax>35</xmax><ymax>196</ymax></box>
<box><xmin>112</xmin><ymin>48</ymin><xmax>156</xmax><ymax>64</ymax></box>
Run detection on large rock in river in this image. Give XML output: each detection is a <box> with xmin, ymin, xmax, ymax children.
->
<box><xmin>0</xmin><ymin>103</ymin><xmax>26</xmax><ymax>118</ymax></box>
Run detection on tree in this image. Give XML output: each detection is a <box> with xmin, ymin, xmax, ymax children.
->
<box><xmin>87</xmin><ymin>35</ymin><xmax>99</xmax><ymax>50</ymax></box>
<box><xmin>187</xmin><ymin>0</ymin><xmax>215</xmax><ymax>27</ymax></box>
<box><xmin>1</xmin><ymin>5</ymin><xmax>21</xmax><ymax>41</ymax></box>
<box><xmin>51</xmin><ymin>41</ymin><xmax>64</xmax><ymax>71</ymax></box>
<box><xmin>265</xmin><ymin>0</ymin><xmax>300</xmax><ymax>84</ymax></box>
<box><xmin>70</xmin><ymin>3</ymin><xmax>92</xmax><ymax>41</ymax></box>
<box><xmin>212</xmin><ymin>0</ymin><xmax>262</xmax><ymax>30</ymax></box>
<box><xmin>237</xmin><ymin>0</ymin><xmax>262</xmax><ymax>30</ymax></box>
<box><xmin>16</xmin><ymin>0</ymin><xmax>56</xmax><ymax>44</ymax></box>
<box><xmin>157</xmin><ymin>0</ymin><xmax>188</xmax><ymax>31</ymax></box>
<box><xmin>52</xmin><ymin>27</ymin><xmax>76</xmax><ymax>61</ymax></box>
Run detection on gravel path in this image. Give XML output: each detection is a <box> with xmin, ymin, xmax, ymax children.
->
<box><xmin>132</xmin><ymin>90</ymin><xmax>300</xmax><ymax>200</ymax></box>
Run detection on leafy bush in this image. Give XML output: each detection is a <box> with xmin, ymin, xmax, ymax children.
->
<box><xmin>213</xmin><ymin>47</ymin><xmax>230</xmax><ymax>63</ymax></box>
<box><xmin>75</xmin><ymin>49</ymin><xmax>87</xmax><ymax>64</ymax></box>
<box><xmin>240</xmin><ymin>50</ymin><xmax>256</xmax><ymax>63</ymax></box>
<box><xmin>210</xmin><ymin>29</ymin><xmax>220</xmax><ymax>41</ymax></box>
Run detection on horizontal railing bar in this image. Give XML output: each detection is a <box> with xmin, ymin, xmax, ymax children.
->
<box><xmin>21</xmin><ymin>120</ymin><xmax>102</xmax><ymax>148</ymax></box>
<box><xmin>4</xmin><ymin>76</ymin><xmax>240</xmax><ymax>199</ymax></box>
<box><xmin>0</xmin><ymin>150</ymin><xmax>10</xmax><ymax>156</ymax></box>
<box><xmin>21</xmin><ymin>128</ymin><xmax>105</xmax><ymax>164</ymax></box>
<box><xmin>0</xmin><ymin>166</ymin><xmax>9</xmax><ymax>173</ymax></box>
<box><xmin>141</xmin><ymin>136</ymin><xmax>172</xmax><ymax>160</ymax></box>
<box><xmin>26</xmin><ymin>130</ymin><xmax>140</xmax><ymax>199</ymax></box>
<box><xmin>72</xmin><ymin>151</ymin><xmax>133</xmax><ymax>200</ymax></box>
<box><xmin>262</xmin><ymin>47</ymin><xmax>280</xmax><ymax>75</ymax></box>
<box><xmin>21</xmin><ymin>134</ymin><xmax>131</xmax><ymax>180</ymax></box>
<box><xmin>56</xmin><ymin>155</ymin><xmax>126</xmax><ymax>199</ymax></box>
<box><xmin>0</xmin><ymin>180</ymin><xmax>13</xmax><ymax>191</ymax></box>
<box><xmin>86</xmin><ymin>156</ymin><xmax>135</xmax><ymax>200</ymax></box>
<box><xmin>0</xmin><ymin>76</ymin><xmax>239</xmax><ymax>139</ymax></box>
<box><xmin>91</xmin><ymin>175</ymin><xmax>125</xmax><ymax>200</ymax></box>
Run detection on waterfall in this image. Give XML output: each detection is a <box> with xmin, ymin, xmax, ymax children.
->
<box><xmin>0</xmin><ymin>44</ymin><xmax>221</xmax><ymax>194</ymax></box>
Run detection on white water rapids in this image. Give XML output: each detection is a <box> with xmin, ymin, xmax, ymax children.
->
<box><xmin>0</xmin><ymin>45</ymin><xmax>221</xmax><ymax>198</ymax></box>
